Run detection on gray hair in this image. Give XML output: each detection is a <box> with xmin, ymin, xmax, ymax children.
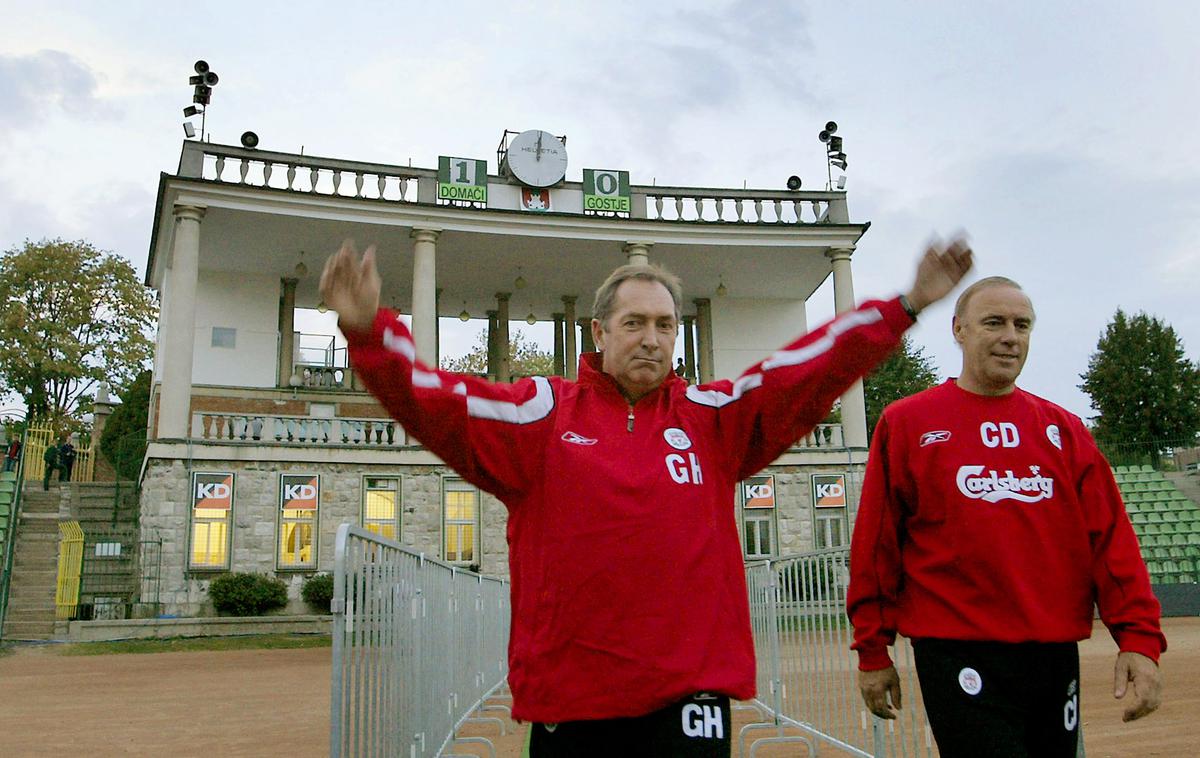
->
<box><xmin>592</xmin><ymin>263</ymin><xmax>683</xmax><ymax>328</ymax></box>
<box><xmin>954</xmin><ymin>276</ymin><xmax>1034</xmax><ymax>321</ymax></box>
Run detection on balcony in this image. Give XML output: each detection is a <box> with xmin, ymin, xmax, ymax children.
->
<box><xmin>176</xmin><ymin>141</ymin><xmax>846</xmax><ymax>227</ymax></box>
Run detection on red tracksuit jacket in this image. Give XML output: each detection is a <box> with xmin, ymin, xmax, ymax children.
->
<box><xmin>347</xmin><ymin>297</ymin><xmax>912</xmax><ymax>722</ymax></box>
<box><xmin>847</xmin><ymin>381</ymin><xmax>1166</xmax><ymax>671</ymax></box>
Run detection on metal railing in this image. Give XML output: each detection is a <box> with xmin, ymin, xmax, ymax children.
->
<box><xmin>0</xmin><ymin>426</ymin><xmax>28</xmax><ymax>637</ymax></box>
<box><xmin>55</xmin><ymin>521</ymin><xmax>85</xmax><ymax>621</ymax></box>
<box><xmin>331</xmin><ymin>524</ymin><xmax>510</xmax><ymax>758</ymax></box>
<box><xmin>742</xmin><ymin>548</ymin><xmax>935</xmax><ymax>758</ymax></box>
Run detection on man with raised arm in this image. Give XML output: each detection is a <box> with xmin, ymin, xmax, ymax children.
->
<box><xmin>323</xmin><ymin>239</ymin><xmax>972</xmax><ymax>757</ymax></box>
<box><xmin>847</xmin><ymin>276</ymin><xmax>1165</xmax><ymax>758</ymax></box>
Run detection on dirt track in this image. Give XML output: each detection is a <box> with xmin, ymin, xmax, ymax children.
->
<box><xmin>1</xmin><ymin>618</ymin><xmax>1196</xmax><ymax>757</ymax></box>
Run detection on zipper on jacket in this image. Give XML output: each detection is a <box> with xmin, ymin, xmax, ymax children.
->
<box><xmin>626</xmin><ymin>405</ymin><xmax>635</xmax><ymax>433</ymax></box>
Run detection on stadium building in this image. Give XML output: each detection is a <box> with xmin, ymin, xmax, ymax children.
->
<box><xmin>141</xmin><ymin>132</ymin><xmax>873</xmax><ymax>615</ymax></box>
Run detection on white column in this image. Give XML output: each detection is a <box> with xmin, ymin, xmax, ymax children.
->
<box><xmin>562</xmin><ymin>295</ymin><xmax>578</xmax><ymax>379</ymax></box>
<box><xmin>694</xmin><ymin>298</ymin><xmax>715</xmax><ymax>383</ymax></box>
<box><xmin>623</xmin><ymin>241</ymin><xmax>652</xmax><ymax>266</ymax></box>
<box><xmin>829</xmin><ymin>247</ymin><xmax>868</xmax><ymax>448</ymax></box>
<box><xmin>278</xmin><ymin>278</ymin><xmax>298</xmax><ymax>387</ymax></box>
<box><xmin>158</xmin><ymin>204</ymin><xmax>205</xmax><ymax>439</ymax></box>
<box><xmin>410</xmin><ymin>228</ymin><xmax>440</xmax><ymax>365</ymax></box>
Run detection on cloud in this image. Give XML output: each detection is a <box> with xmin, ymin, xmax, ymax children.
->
<box><xmin>0</xmin><ymin>49</ymin><xmax>115</xmax><ymax>129</ymax></box>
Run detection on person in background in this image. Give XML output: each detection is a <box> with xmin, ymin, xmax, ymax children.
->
<box><xmin>42</xmin><ymin>439</ymin><xmax>58</xmax><ymax>490</ymax></box>
<box><xmin>58</xmin><ymin>436</ymin><xmax>77</xmax><ymax>482</ymax></box>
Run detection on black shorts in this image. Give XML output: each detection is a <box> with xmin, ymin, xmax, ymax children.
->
<box><xmin>913</xmin><ymin>639</ymin><xmax>1081</xmax><ymax>758</ymax></box>
<box><xmin>527</xmin><ymin>692</ymin><xmax>731</xmax><ymax>758</ymax></box>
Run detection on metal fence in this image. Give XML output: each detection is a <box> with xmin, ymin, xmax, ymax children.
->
<box><xmin>331</xmin><ymin>523</ymin><xmax>510</xmax><ymax>758</ymax></box>
<box><xmin>55</xmin><ymin>523</ymin><xmax>162</xmax><ymax>621</ymax></box>
<box><xmin>742</xmin><ymin>548</ymin><xmax>935</xmax><ymax>758</ymax></box>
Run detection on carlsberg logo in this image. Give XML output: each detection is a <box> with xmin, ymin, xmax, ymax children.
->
<box><xmin>956</xmin><ymin>465</ymin><xmax>1054</xmax><ymax>503</ymax></box>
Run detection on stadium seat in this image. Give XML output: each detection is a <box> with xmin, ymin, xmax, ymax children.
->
<box><xmin>1146</xmin><ymin>561</ymin><xmax>1162</xmax><ymax>575</ymax></box>
<box><xmin>0</xmin><ymin>470</ymin><xmax>15</xmax><ymax>481</ymax></box>
<box><xmin>1172</xmin><ymin>534</ymin><xmax>1189</xmax><ymax>546</ymax></box>
<box><xmin>1147</xmin><ymin>512</ymin><xmax>1163</xmax><ymax>523</ymax></box>
<box><xmin>1140</xmin><ymin>465</ymin><xmax>1155</xmax><ymax>473</ymax></box>
<box><xmin>1181</xmin><ymin>559</ymin><xmax>1197</xmax><ymax>573</ymax></box>
<box><xmin>1164</xmin><ymin>512</ymin><xmax>1179</xmax><ymax>523</ymax></box>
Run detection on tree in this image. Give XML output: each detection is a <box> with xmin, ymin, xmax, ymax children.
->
<box><xmin>1079</xmin><ymin>309</ymin><xmax>1200</xmax><ymax>463</ymax></box>
<box><xmin>441</xmin><ymin>329</ymin><xmax>555</xmax><ymax>377</ymax></box>
<box><xmin>863</xmin><ymin>336</ymin><xmax>940</xmax><ymax>438</ymax></box>
<box><xmin>0</xmin><ymin>239</ymin><xmax>157</xmax><ymax>422</ymax></box>
<box><xmin>99</xmin><ymin>369</ymin><xmax>151</xmax><ymax>481</ymax></box>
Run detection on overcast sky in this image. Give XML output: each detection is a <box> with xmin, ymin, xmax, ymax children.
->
<box><xmin>2</xmin><ymin>1</ymin><xmax>1197</xmax><ymax>420</ymax></box>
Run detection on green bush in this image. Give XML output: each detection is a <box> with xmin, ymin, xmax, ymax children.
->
<box><xmin>301</xmin><ymin>573</ymin><xmax>334</xmax><ymax>614</ymax></box>
<box><xmin>208</xmin><ymin>573</ymin><xmax>289</xmax><ymax>616</ymax></box>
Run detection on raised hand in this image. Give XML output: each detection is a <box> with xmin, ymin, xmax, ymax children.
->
<box><xmin>905</xmin><ymin>236</ymin><xmax>974</xmax><ymax>313</ymax></box>
<box><xmin>320</xmin><ymin>240</ymin><xmax>381</xmax><ymax>334</ymax></box>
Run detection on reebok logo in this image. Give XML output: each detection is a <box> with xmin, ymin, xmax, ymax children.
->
<box><xmin>956</xmin><ymin>465</ymin><xmax>1055</xmax><ymax>503</ymax></box>
<box><xmin>561</xmin><ymin>431</ymin><xmax>597</xmax><ymax>446</ymax></box>
<box><xmin>920</xmin><ymin>430</ymin><xmax>951</xmax><ymax>446</ymax></box>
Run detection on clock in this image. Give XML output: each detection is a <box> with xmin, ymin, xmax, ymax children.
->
<box><xmin>503</xmin><ymin>129</ymin><xmax>568</xmax><ymax>188</ymax></box>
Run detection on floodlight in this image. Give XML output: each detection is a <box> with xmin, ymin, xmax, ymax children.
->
<box><xmin>824</xmin><ymin>121</ymin><xmax>838</xmax><ymax>134</ymax></box>
<box><xmin>786</xmin><ymin>175</ymin><xmax>802</xmax><ymax>190</ymax></box>
<box><xmin>194</xmin><ymin>60</ymin><xmax>210</xmax><ymax>74</ymax></box>
<box><xmin>183</xmin><ymin>122</ymin><xmax>196</xmax><ymax>138</ymax></box>
<box><xmin>241</xmin><ymin>131</ymin><xmax>260</xmax><ymax>149</ymax></box>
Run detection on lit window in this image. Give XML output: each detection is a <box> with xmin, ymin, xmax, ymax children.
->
<box><xmin>279</xmin><ymin>474</ymin><xmax>319</xmax><ymax>569</ymax></box>
<box><xmin>189</xmin><ymin>472</ymin><xmax>233</xmax><ymax>569</ymax></box>
<box><xmin>444</xmin><ymin>479</ymin><xmax>479</xmax><ymax>564</ymax></box>
<box><xmin>363</xmin><ymin>477</ymin><xmax>399</xmax><ymax>541</ymax></box>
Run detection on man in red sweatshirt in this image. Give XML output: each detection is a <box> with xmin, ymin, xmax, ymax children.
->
<box><xmin>323</xmin><ymin>238</ymin><xmax>972</xmax><ymax>757</ymax></box>
<box><xmin>847</xmin><ymin>276</ymin><xmax>1165</xmax><ymax>757</ymax></box>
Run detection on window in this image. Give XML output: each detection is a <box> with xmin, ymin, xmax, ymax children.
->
<box><xmin>740</xmin><ymin>475</ymin><xmax>777</xmax><ymax>558</ymax></box>
<box><xmin>278</xmin><ymin>474</ymin><xmax>319</xmax><ymax>569</ymax></box>
<box><xmin>189</xmin><ymin>472</ymin><xmax>233</xmax><ymax>569</ymax></box>
<box><xmin>211</xmin><ymin>326</ymin><xmax>237</xmax><ymax>348</ymax></box>
<box><xmin>744</xmin><ymin>511</ymin><xmax>775</xmax><ymax>558</ymax></box>
<box><xmin>363</xmin><ymin>477</ymin><xmax>399</xmax><ymax>541</ymax></box>
<box><xmin>443</xmin><ymin>479</ymin><xmax>479</xmax><ymax>564</ymax></box>
<box><xmin>812</xmin><ymin>473</ymin><xmax>849</xmax><ymax>550</ymax></box>
<box><xmin>814</xmin><ymin>509</ymin><xmax>848</xmax><ymax>549</ymax></box>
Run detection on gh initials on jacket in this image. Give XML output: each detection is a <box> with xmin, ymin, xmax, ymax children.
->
<box><xmin>666</xmin><ymin>452</ymin><xmax>704</xmax><ymax>485</ymax></box>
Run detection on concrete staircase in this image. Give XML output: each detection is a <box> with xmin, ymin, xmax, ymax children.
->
<box><xmin>3</xmin><ymin>486</ymin><xmax>63</xmax><ymax>640</ymax></box>
<box><xmin>2</xmin><ymin>482</ymin><xmax>140</xmax><ymax>640</ymax></box>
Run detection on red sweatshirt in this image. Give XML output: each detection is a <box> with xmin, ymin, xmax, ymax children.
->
<box><xmin>346</xmin><ymin>298</ymin><xmax>912</xmax><ymax>722</ymax></box>
<box><xmin>847</xmin><ymin>381</ymin><xmax>1166</xmax><ymax>671</ymax></box>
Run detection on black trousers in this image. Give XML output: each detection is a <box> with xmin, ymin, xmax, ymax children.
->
<box><xmin>914</xmin><ymin>639</ymin><xmax>1081</xmax><ymax>758</ymax></box>
<box><xmin>528</xmin><ymin>693</ymin><xmax>731</xmax><ymax>758</ymax></box>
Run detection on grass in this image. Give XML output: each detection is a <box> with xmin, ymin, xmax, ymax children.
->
<box><xmin>58</xmin><ymin>632</ymin><xmax>331</xmax><ymax>656</ymax></box>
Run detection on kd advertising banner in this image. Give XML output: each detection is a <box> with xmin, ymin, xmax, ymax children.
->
<box><xmin>743</xmin><ymin>475</ymin><xmax>776</xmax><ymax>509</ymax></box>
<box><xmin>812</xmin><ymin>473</ymin><xmax>847</xmax><ymax>508</ymax></box>
<box><xmin>437</xmin><ymin>156</ymin><xmax>488</xmax><ymax>203</ymax></box>
<box><xmin>280</xmin><ymin>474</ymin><xmax>320</xmax><ymax>511</ymax></box>
<box><xmin>192</xmin><ymin>472</ymin><xmax>233</xmax><ymax>510</ymax></box>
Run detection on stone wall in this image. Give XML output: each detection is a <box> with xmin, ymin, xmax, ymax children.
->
<box><xmin>140</xmin><ymin>456</ymin><xmax>865</xmax><ymax>616</ymax></box>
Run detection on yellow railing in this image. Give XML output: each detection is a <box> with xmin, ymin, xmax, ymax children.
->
<box><xmin>22</xmin><ymin>423</ymin><xmax>93</xmax><ymax>484</ymax></box>
<box><xmin>55</xmin><ymin>521</ymin><xmax>84</xmax><ymax>620</ymax></box>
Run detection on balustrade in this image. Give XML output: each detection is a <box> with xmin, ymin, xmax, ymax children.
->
<box><xmin>192</xmin><ymin>412</ymin><xmax>405</xmax><ymax>447</ymax></box>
